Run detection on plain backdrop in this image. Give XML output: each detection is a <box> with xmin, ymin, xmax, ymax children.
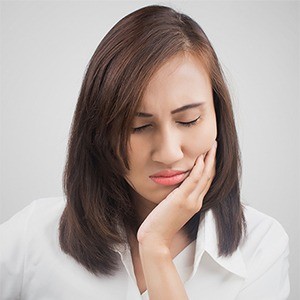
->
<box><xmin>1</xmin><ymin>0</ymin><xmax>299</xmax><ymax>299</ymax></box>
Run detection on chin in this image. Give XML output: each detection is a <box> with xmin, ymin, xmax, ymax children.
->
<box><xmin>129</xmin><ymin>183</ymin><xmax>179</xmax><ymax>205</ymax></box>
<box><xmin>146</xmin><ymin>186</ymin><xmax>178</xmax><ymax>204</ymax></box>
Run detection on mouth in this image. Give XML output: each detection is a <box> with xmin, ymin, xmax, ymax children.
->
<box><xmin>149</xmin><ymin>171</ymin><xmax>189</xmax><ymax>186</ymax></box>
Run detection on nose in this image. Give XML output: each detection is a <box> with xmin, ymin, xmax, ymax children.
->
<box><xmin>151</xmin><ymin>127</ymin><xmax>184</xmax><ymax>165</ymax></box>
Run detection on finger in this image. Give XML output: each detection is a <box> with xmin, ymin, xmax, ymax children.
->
<box><xmin>176</xmin><ymin>154</ymin><xmax>205</xmax><ymax>197</ymax></box>
<box><xmin>190</xmin><ymin>141</ymin><xmax>217</xmax><ymax>199</ymax></box>
<box><xmin>197</xmin><ymin>160</ymin><xmax>216</xmax><ymax>201</ymax></box>
<box><xmin>176</xmin><ymin>140</ymin><xmax>217</xmax><ymax>198</ymax></box>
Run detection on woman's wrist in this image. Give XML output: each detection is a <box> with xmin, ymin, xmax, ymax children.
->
<box><xmin>138</xmin><ymin>241</ymin><xmax>171</xmax><ymax>260</ymax></box>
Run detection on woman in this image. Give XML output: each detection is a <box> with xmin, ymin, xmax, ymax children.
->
<box><xmin>0</xmin><ymin>5</ymin><xmax>290</xmax><ymax>300</ymax></box>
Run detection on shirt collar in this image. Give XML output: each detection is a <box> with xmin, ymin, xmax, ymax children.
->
<box><xmin>113</xmin><ymin>208</ymin><xmax>248</xmax><ymax>279</ymax></box>
<box><xmin>193</xmin><ymin>208</ymin><xmax>247</xmax><ymax>279</ymax></box>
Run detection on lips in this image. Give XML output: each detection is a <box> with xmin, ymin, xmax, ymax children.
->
<box><xmin>150</xmin><ymin>170</ymin><xmax>187</xmax><ymax>177</ymax></box>
<box><xmin>149</xmin><ymin>170</ymin><xmax>189</xmax><ymax>186</ymax></box>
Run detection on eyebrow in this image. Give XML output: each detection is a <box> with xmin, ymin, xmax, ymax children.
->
<box><xmin>135</xmin><ymin>102</ymin><xmax>205</xmax><ymax>118</ymax></box>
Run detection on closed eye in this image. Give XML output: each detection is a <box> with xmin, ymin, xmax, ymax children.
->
<box><xmin>132</xmin><ymin>115</ymin><xmax>201</xmax><ymax>133</ymax></box>
<box><xmin>177</xmin><ymin>115</ymin><xmax>201</xmax><ymax>127</ymax></box>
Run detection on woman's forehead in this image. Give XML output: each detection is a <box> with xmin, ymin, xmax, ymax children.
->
<box><xmin>138</xmin><ymin>53</ymin><xmax>212</xmax><ymax>112</ymax></box>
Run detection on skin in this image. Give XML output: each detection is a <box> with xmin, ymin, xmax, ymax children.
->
<box><xmin>124</xmin><ymin>52</ymin><xmax>217</xmax><ymax>299</ymax></box>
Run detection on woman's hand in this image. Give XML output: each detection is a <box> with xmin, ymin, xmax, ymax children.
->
<box><xmin>137</xmin><ymin>140</ymin><xmax>217</xmax><ymax>250</ymax></box>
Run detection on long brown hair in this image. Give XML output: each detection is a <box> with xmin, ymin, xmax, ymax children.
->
<box><xmin>59</xmin><ymin>5</ymin><xmax>247</xmax><ymax>276</ymax></box>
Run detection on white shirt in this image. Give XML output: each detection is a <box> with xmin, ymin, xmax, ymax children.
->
<box><xmin>0</xmin><ymin>197</ymin><xmax>290</xmax><ymax>299</ymax></box>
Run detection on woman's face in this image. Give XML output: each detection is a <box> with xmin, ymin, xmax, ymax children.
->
<box><xmin>125</xmin><ymin>53</ymin><xmax>217</xmax><ymax>215</ymax></box>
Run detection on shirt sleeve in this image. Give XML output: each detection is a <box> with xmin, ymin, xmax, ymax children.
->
<box><xmin>236</xmin><ymin>219</ymin><xmax>290</xmax><ymax>300</ymax></box>
<box><xmin>0</xmin><ymin>201</ymin><xmax>35</xmax><ymax>300</ymax></box>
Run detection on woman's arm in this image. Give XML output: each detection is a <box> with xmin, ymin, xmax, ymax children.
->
<box><xmin>136</xmin><ymin>141</ymin><xmax>217</xmax><ymax>299</ymax></box>
<box><xmin>139</xmin><ymin>243</ymin><xmax>188</xmax><ymax>300</ymax></box>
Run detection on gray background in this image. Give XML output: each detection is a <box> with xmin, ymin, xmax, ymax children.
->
<box><xmin>1</xmin><ymin>1</ymin><xmax>299</xmax><ymax>299</ymax></box>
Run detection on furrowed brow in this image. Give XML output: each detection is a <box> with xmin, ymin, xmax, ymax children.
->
<box><xmin>135</xmin><ymin>102</ymin><xmax>205</xmax><ymax>118</ymax></box>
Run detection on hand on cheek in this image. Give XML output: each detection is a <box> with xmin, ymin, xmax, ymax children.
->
<box><xmin>197</xmin><ymin>140</ymin><xmax>217</xmax><ymax>164</ymax></box>
<box><xmin>137</xmin><ymin>140</ymin><xmax>217</xmax><ymax>248</ymax></box>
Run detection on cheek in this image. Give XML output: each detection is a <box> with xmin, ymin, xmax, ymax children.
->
<box><xmin>126</xmin><ymin>137</ymin><xmax>149</xmax><ymax>175</ymax></box>
<box><xmin>186</xmin><ymin>119</ymin><xmax>217</xmax><ymax>157</ymax></box>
